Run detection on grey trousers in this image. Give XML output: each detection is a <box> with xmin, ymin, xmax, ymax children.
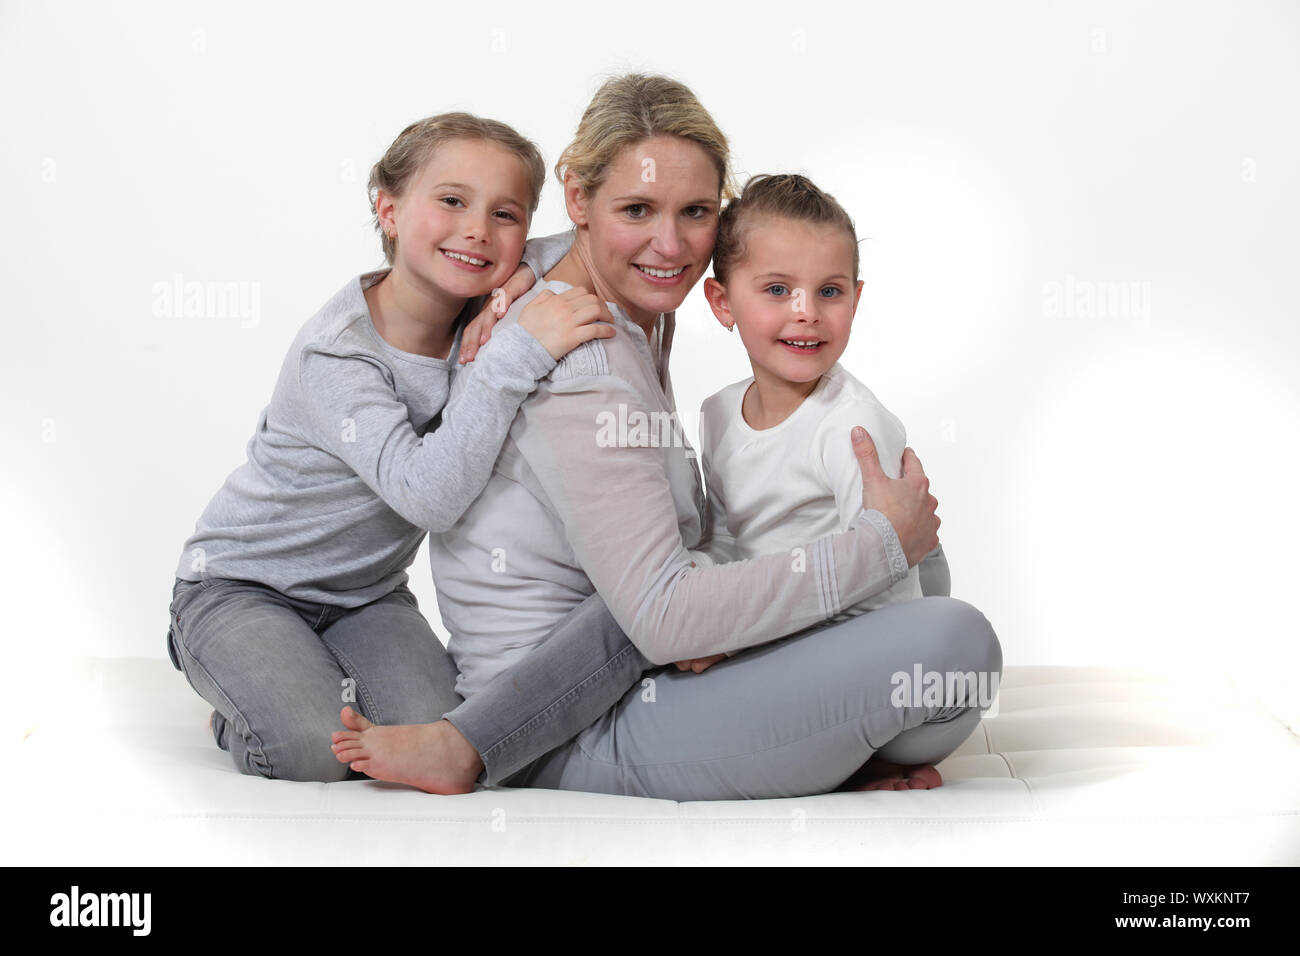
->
<box><xmin>450</xmin><ymin>542</ymin><xmax>1002</xmax><ymax>799</ymax></box>
<box><xmin>506</xmin><ymin>591</ymin><xmax>1000</xmax><ymax>800</ymax></box>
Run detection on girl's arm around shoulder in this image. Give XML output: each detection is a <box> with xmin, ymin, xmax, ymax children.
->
<box><xmin>297</xmin><ymin>325</ymin><xmax>556</xmax><ymax>533</ymax></box>
<box><xmin>519</xmin><ymin>230</ymin><xmax>575</xmax><ymax>280</ymax></box>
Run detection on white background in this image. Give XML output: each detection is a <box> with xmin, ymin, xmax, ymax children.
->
<box><xmin>3</xmin><ymin>0</ymin><xmax>1297</xmax><ymax>723</ymax></box>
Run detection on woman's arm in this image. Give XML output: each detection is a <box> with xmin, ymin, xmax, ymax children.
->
<box><xmin>813</xmin><ymin>403</ymin><xmax>948</xmax><ymax>597</ymax></box>
<box><xmin>512</xmin><ymin>373</ymin><xmax>912</xmax><ymax>665</ymax></box>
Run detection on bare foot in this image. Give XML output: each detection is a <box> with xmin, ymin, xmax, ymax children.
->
<box><xmin>330</xmin><ymin>707</ymin><xmax>484</xmax><ymax>795</ymax></box>
<box><xmin>838</xmin><ymin>755</ymin><xmax>943</xmax><ymax>791</ymax></box>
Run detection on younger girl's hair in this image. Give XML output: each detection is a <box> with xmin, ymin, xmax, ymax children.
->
<box><xmin>368</xmin><ymin>112</ymin><xmax>547</xmax><ymax>265</ymax></box>
<box><xmin>554</xmin><ymin>72</ymin><xmax>737</xmax><ymax>202</ymax></box>
<box><xmin>712</xmin><ymin>173</ymin><xmax>860</xmax><ymax>284</ymax></box>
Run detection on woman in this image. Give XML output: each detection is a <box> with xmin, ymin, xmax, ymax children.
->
<box><xmin>332</xmin><ymin>74</ymin><xmax>1002</xmax><ymax>800</ymax></box>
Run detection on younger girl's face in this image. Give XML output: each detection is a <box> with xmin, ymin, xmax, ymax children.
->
<box><xmin>381</xmin><ymin>138</ymin><xmax>531</xmax><ymax>301</ymax></box>
<box><xmin>704</xmin><ymin>216</ymin><xmax>864</xmax><ymax>386</ymax></box>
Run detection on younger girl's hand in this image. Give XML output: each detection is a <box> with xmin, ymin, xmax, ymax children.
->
<box><xmin>673</xmin><ymin>653</ymin><xmax>727</xmax><ymax>674</ymax></box>
<box><xmin>518</xmin><ymin>287</ymin><xmax>616</xmax><ymax>361</ymax></box>
<box><xmin>459</xmin><ymin>261</ymin><xmax>538</xmax><ymax>364</ymax></box>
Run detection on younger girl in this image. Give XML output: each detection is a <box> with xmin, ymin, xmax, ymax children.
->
<box><xmin>167</xmin><ymin>112</ymin><xmax>614</xmax><ymax>781</ymax></box>
<box><xmin>692</xmin><ymin>173</ymin><xmax>925</xmax><ymax>616</ymax></box>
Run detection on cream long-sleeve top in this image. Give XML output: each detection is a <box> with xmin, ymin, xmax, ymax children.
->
<box><xmin>428</xmin><ymin>279</ymin><xmax>912</xmax><ymax>699</ymax></box>
<box><xmin>695</xmin><ymin>362</ymin><xmax>924</xmax><ymax>618</ymax></box>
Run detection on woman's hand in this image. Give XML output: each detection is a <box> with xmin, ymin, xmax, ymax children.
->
<box><xmin>458</xmin><ymin>261</ymin><xmax>538</xmax><ymax>364</ymax></box>
<box><xmin>852</xmin><ymin>427</ymin><xmax>940</xmax><ymax>567</ymax></box>
<box><xmin>517</xmin><ymin>287</ymin><xmax>616</xmax><ymax>361</ymax></box>
<box><xmin>673</xmin><ymin>653</ymin><xmax>727</xmax><ymax>674</ymax></box>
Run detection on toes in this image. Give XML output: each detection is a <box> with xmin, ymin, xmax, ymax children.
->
<box><xmin>906</xmin><ymin>765</ymin><xmax>942</xmax><ymax>789</ymax></box>
<box><xmin>340</xmin><ymin>706</ymin><xmax>374</xmax><ymax>732</ymax></box>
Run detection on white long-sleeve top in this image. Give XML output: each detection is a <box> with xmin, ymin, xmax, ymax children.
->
<box><xmin>694</xmin><ymin>363</ymin><xmax>924</xmax><ymax>619</ymax></box>
<box><xmin>429</xmin><ymin>280</ymin><xmax>911</xmax><ymax>698</ymax></box>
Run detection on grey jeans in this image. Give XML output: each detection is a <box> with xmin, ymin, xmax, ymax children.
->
<box><xmin>168</xmin><ymin>577</ymin><xmax>463</xmax><ymax>781</ymax></box>
<box><xmin>167</xmin><ymin>573</ymin><xmax>651</xmax><ymax>783</ymax></box>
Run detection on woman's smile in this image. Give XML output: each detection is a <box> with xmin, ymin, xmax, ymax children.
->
<box><xmin>632</xmin><ymin>261</ymin><xmax>689</xmax><ymax>285</ymax></box>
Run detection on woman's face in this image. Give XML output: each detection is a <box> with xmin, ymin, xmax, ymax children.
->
<box><xmin>569</xmin><ymin>136</ymin><xmax>721</xmax><ymax>324</ymax></box>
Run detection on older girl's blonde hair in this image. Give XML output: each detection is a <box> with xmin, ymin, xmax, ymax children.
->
<box><xmin>368</xmin><ymin>112</ymin><xmax>547</xmax><ymax>265</ymax></box>
<box><xmin>554</xmin><ymin>73</ymin><xmax>736</xmax><ymax>202</ymax></box>
<box><xmin>712</xmin><ymin>173</ymin><xmax>861</xmax><ymax>284</ymax></box>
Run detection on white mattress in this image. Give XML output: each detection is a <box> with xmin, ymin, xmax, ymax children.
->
<box><xmin>6</xmin><ymin>656</ymin><xmax>1299</xmax><ymax>865</ymax></box>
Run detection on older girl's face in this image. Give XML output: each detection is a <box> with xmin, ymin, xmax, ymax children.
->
<box><xmin>381</xmin><ymin>138</ymin><xmax>531</xmax><ymax>302</ymax></box>
<box><xmin>570</xmin><ymin>136</ymin><xmax>721</xmax><ymax>324</ymax></box>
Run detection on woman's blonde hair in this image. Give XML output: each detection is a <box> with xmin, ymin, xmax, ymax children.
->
<box><xmin>368</xmin><ymin>112</ymin><xmax>547</xmax><ymax>265</ymax></box>
<box><xmin>712</xmin><ymin>173</ymin><xmax>861</xmax><ymax>284</ymax></box>
<box><xmin>554</xmin><ymin>73</ymin><xmax>736</xmax><ymax>202</ymax></box>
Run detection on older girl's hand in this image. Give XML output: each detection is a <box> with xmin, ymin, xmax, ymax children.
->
<box><xmin>853</xmin><ymin>427</ymin><xmax>940</xmax><ymax>568</ymax></box>
<box><xmin>517</xmin><ymin>287</ymin><xmax>616</xmax><ymax>361</ymax></box>
<box><xmin>459</xmin><ymin>261</ymin><xmax>538</xmax><ymax>364</ymax></box>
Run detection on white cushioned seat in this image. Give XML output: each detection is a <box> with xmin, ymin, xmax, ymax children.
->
<box><xmin>6</xmin><ymin>657</ymin><xmax>1299</xmax><ymax>865</ymax></box>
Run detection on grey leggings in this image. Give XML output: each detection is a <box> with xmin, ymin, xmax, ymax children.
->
<box><xmin>446</xmin><ymin>542</ymin><xmax>1002</xmax><ymax>799</ymax></box>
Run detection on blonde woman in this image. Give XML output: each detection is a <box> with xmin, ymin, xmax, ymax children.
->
<box><xmin>333</xmin><ymin>75</ymin><xmax>1000</xmax><ymax>800</ymax></box>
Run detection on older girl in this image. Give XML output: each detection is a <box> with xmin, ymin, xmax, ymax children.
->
<box><xmin>167</xmin><ymin>113</ymin><xmax>614</xmax><ymax>780</ymax></box>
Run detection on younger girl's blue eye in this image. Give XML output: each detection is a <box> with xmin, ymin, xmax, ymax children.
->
<box><xmin>819</xmin><ymin>286</ymin><xmax>841</xmax><ymax>297</ymax></box>
<box><xmin>767</xmin><ymin>284</ymin><xmax>788</xmax><ymax>296</ymax></box>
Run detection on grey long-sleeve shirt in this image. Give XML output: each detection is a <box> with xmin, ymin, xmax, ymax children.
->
<box><xmin>429</xmin><ymin>279</ymin><xmax>911</xmax><ymax>699</ymax></box>
<box><xmin>174</xmin><ymin>241</ymin><xmax>566</xmax><ymax>607</ymax></box>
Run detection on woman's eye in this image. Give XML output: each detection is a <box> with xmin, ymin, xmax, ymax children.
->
<box><xmin>684</xmin><ymin>205</ymin><xmax>708</xmax><ymax>219</ymax></box>
<box><xmin>767</xmin><ymin>284</ymin><xmax>788</xmax><ymax>297</ymax></box>
<box><xmin>625</xmin><ymin>204</ymin><xmax>646</xmax><ymax>218</ymax></box>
